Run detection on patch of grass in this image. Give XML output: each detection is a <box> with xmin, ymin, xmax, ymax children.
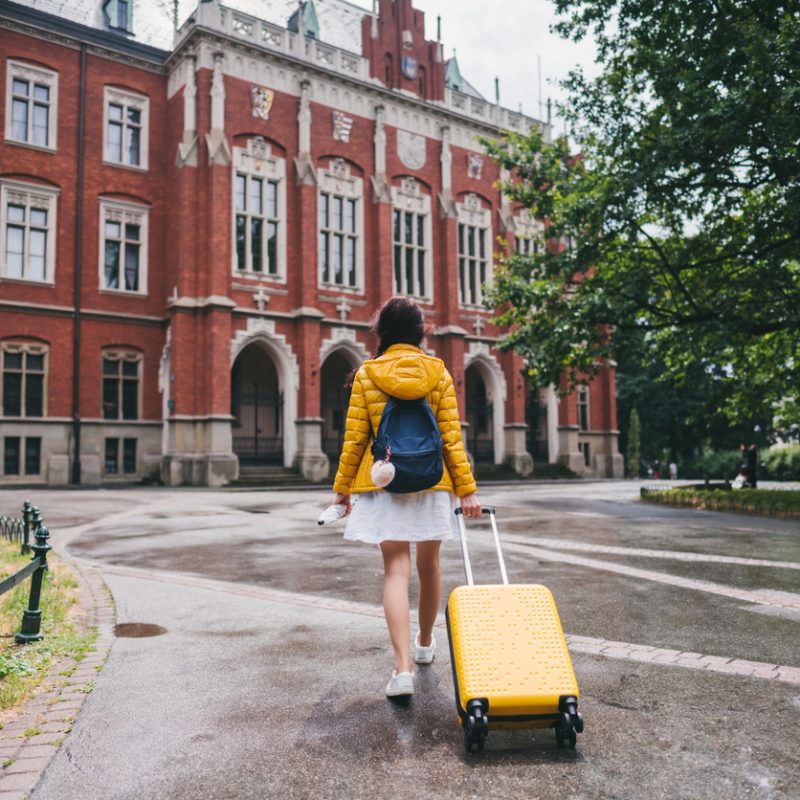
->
<box><xmin>0</xmin><ymin>539</ymin><xmax>97</xmax><ymax>712</ymax></box>
<box><xmin>22</xmin><ymin>727</ymin><xmax>41</xmax><ymax>737</ymax></box>
<box><xmin>641</xmin><ymin>487</ymin><xmax>800</xmax><ymax>518</ymax></box>
<box><xmin>79</xmin><ymin>681</ymin><xmax>95</xmax><ymax>694</ymax></box>
<box><xmin>3</xmin><ymin>758</ymin><xmax>15</xmax><ymax>768</ymax></box>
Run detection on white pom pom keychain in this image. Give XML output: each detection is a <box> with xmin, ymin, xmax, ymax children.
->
<box><xmin>370</xmin><ymin>446</ymin><xmax>396</xmax><ymax>488</ymax></box>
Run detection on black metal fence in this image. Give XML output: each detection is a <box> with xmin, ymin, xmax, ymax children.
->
<box><xmin>0</xmin><ymin>500</ymin><xmax>52</xmax><ymax>643</ymax></box>
<box><xmin>0</xmin><ymin>500</ymin><xmax>39</xmax><ymax>554</ymax></box>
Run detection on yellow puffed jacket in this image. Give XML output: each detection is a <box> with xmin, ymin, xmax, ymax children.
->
<box><xmin>332</xmin><ymin>344</ymin><xmax>477</xmax><ymax>497</ymax></box>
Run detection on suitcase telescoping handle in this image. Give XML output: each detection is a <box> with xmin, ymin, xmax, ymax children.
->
<box><xmin>454</xmin><ymin>506</ymin><xmax>509</xmax><ymax>586</ymax></box>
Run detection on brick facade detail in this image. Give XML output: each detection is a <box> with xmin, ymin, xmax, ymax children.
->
<box><xmin>0</xmin><ymin>0</ymin><xmax>623</xmax><ymax>486</ymax></box>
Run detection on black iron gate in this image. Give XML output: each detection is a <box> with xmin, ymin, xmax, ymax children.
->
<box><xmin>232</xmin><ymin>384</ymin><xmax>283</xmax><ymax>465</ymax></box>
<box><xmin>322</xmin><ymin>380</ymin><xmax>348</xmax><ymax>464</ymax></box>
<box><xmin>467</xmin><ymin>379</ymin><xmax>494</xmax><ymax>463</ymax></box>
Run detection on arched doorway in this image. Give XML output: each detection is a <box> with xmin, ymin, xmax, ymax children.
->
<box><xmin>231</xmin><ymin>344</ymin><xmax>283</xmax><ymax>465</ymax></box>
<box><xmin>465</xmin><ymin>364</ymin><xmax>494</xmax><ymax>463</ymax></box>
<box><xmin>320</xmin><ymin>350</ymin><xmax>356</xmax><ymax>465</ymax></box>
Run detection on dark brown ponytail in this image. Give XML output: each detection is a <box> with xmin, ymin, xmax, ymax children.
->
<box><xmin>371</xmin><ymin>295</ymin><xmax>426</xmax><ymax>356</ymax></box>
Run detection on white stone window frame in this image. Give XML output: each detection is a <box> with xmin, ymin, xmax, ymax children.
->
<box><xmin>103</xmin><ymin>86</ymin><xmax>149</xmax><ymax>170</ymax></box>
<box><xmin>456</xmin><ymin>193</ymin><xmax>493</xmax><ymax>309</ymax></box>
<box><xmin>103</xmin><ymin>436</ymin><xmax>138</xmax><ymax>477</ymax></box>
<box><xmin>101</xmin><ymin>349</ymin><xmax>143</xmax><ymax>421</ymax></box>
<box><xmin>0</xmin><ymin>179</ymin><xmax>59</xmax><ymax>285</ymax></box>
<box><xmin>5</xmin><ymin>60</ymin><xmax>58</xmax><ymax>152</ymax></box>
<box><xmin>1</xmin><ymin>340</ymin><xmax>48</xmax><ymax>418</ymax></box>
<box><xmin>391</xmin><ymin>178</ymin><xmax>433</xmax><ymax>303</ymax></box>
<box><xmin>98</xmin><ymin>198</ymin><xmax>149</xmax><ymax>296</ymax></box>
<box><xmin>577</xmin><ymin>386</ymin><xmax>590</xmax><ymax>432</ymax></box>
<box><xmin>2</xmin><ymin>433</ymin><xmax>43</xmax><ymax>478</ymax></box>
<box><xmin>231</xmin><ymin>140</ymin><xmax>287</xmax><ymax>282</ymax></box>
<box><xmin>317</xmin><ymin>158</ymin><xmax>365</xmax><ymax>294</ymax></box>
<box><xmin>514</xmin><ymin>209</ymin><xmax>544</xmax><ymax>257</ymax></box>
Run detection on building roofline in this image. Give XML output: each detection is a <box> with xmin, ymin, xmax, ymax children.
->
<box><xmin>0</xmin><ymin>0</ymin><xmax>170</xmax><ymax>65</ymax></box>
<box><xmin>1</xmin><ymin>0</ymin><xmax>548</xmax><ymax>138</ymax></box>
<box><xmin>170</xmin><ymin>24</ymin><xmax>548</xmax><ymax>138</ymax></box>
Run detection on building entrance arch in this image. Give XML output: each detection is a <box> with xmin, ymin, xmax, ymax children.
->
<box><xmin>463</xmin><ymin>344</ymin><xmax>507</xmax><ymax>466</ymax></box>
<box><xmin>464</xmin><ymin>363</ymin><xmax>495</xmax><ymax>463</ymax></box>
<box><xmin>231</xmin><ymin>343</ymin><xmax>284</xmax><ymax>465</ymax></box>
<box><xmin>320</xmin><ymin>348</ymin><xmax>360</xmax><ymax>465</ymax></box>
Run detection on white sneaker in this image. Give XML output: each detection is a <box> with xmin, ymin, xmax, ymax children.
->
<box><xmin>385</xmin><ymin>670</ymin><xmax>414</xmax><ymax>697</ymax></box>
<box><xmin>413</xmin><ymin>632</ymin><xmax>436</xmax><ymax>665</ymax></box>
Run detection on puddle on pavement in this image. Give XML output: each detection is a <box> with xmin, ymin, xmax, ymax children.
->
<box><xmin>114</xmin><ymin>623</ymin><xmax>167</xmax><ymax>638</ymax></box>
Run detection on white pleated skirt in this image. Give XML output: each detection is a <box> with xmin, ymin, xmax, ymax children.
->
<box><xmin>343</xmin><ymin>490</ymin><xmax>459</xmax><ymax>544</ymax></box>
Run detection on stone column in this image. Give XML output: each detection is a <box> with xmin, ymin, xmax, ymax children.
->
<box><xmin>295</xmin><ymin>419</ymin><xmax>329</xmax><ymax>482</ymax></box>
<box><xmin>557</xmin><ymin>383</ymin><xmax>584</xmax><ymax>474</ymax></box>
<box><xmin>504</xmin><ymin>424</ymin><xmax>533</xmax><ymax>476</ymax></box>
<box><xmin>161</xmin><ymin>49</ymin><xmax>237</xmax><ymax>486</ymax></box>
<box><xmin>501</xmin><ymin>350</ymin><xmax>532</xmax><ymax>476</ymax></box>
<box><xmin>293</xmin><ymin>313</ymin><xmax>329</xmax><ymax>481</ymax></box>
<box><xmin>594</xmin><ymin>362</ymin><xmax>625</xmax><ymax>477</ymax></box>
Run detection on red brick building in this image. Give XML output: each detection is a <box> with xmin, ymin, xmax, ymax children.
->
<box><xmin>0</xmin><ymin>0</ymin><xmax>623</xmax><ymax>486</ymax></box>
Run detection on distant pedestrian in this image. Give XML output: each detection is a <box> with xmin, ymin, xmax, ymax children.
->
<box><xmin>653</xmin><ymin>459</ymin><xmax>661</xmax><ymax>480</ymax></box>
<box><xmin>669</xmin><ymin>461</ymin><xmax>678</xmax><ymax>480</ymax></box>
<box><xmin>747</xmin><ymin>444</ymin><xmax>758</xmax><ymax>489</ymax></box>
<box><xmin>330</xmin><ymin>296</ymin><xmax>480</xmax><ymax>698</ymax></box>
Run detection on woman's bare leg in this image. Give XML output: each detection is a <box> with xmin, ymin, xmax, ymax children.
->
<box><xmin>380</xmin><ymin>541</ymin><xmax>412</xmax><ymax>673</ymax></box>
<box><xmin>416</xmin><ymin>540</ymin><xmax>442</xmax><ymax>647</ymax></box>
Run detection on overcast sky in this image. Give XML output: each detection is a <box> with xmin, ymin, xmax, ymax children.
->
<box><xmin>356</xmin><ymin>0</ymin><xmax>601</xmax><ymax>128</ymax></box>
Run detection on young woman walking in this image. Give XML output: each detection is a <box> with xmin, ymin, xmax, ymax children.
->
<box><xmin>331</xmin><ymin>296</ymin><xmax>481</xmax><ymax>697</ymax></box>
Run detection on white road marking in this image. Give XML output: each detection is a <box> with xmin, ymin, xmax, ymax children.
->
<box><xmin>502</xmin><ymin>534</ymin><xmax>800</xmax><ymax>571</ymax></box>
<box><xmin>501</xmin><ymin>540</ymin><xmax>800</xmax><ymax>611</ymax></box>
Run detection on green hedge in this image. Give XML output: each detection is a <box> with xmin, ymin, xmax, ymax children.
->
<box><xmin>762</xmin><ymin>445</ymin><xmax>800</xmax><ymax>482</ymax></box>
<box><xmin>677</xmin><ymin>445</ymin><xmax>800</xmax><ymax>481</ymax></box>
<box><xmin>641</xmin><ymin>487</ymin><xmax>800</xmax><ymax>518</ymax></box>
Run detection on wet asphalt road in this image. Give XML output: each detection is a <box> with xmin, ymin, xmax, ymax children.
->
<box><xmin>1</xmin><ymin>481</ymin><xmax>797</xmax><ymax>799</ymax></box>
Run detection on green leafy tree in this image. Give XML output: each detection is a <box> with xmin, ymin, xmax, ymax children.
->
<box><xmin>614</xmin><ymin>334</ymin><xmax>773</xmax><ymax>471</ymax></box>
<box><xmin>485</xmin><ymin>0</ymin><xmax>800</xmax><ymax>430</ymax></box>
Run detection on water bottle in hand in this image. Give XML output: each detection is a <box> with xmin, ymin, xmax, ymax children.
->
<box><xmin>318</xmin><ymin>504</ymin><xmax>348</xmax><ymax>526</ymax></box>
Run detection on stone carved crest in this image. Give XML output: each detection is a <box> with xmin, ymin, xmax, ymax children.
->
<box><xmin>250</xmin><ymin>86</ymin><xmax>274</xmax><ymax>120</ymax></box>
<box><xmin>249</xmin><ymin>136</ymin><xmax>270</xmax><ymax>161</ymax></box>
<box><xmin>402</xmin><ymin>55</ymin><xmax>418</xmax><ymax>79</ymax></box>
<box><xmin>467</xmin><ymin>153</ymin><xmax>483</xmax><ymax>180</ymax></box>
<box><xmin>400</xmin><ymin>176</ymin><xmax>418</xmax><ymax>196</ymax></box>
<box><xmin>332</xmin><ymin>111</ymin><xmax>353</xmax><ymax>142</ymax></box>
<box><xmin>465</xmin><ymin>193</ymin><xmax>481</xmax><ymax>212</ymax></box>
<box><xmin>397</xmin><ymin>130</ymin><xmax>426</xmax><ymax>170</ymax></box>
<box><xmin>331</xmin><ymin>157</ymin><xmax>349</xmax><ymax>179</ymax></box>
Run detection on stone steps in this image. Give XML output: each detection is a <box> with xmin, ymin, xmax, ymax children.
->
<box><xmin>475</xmin><ymin>462</ymin><xmax>577</xmax><ymax>482</ymax></box>
<box><xmin>234</xmin><ymin>466</ymin><xmax>306</xmax><ymax>487</ymax></box>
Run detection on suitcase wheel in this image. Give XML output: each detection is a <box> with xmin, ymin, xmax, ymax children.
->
<box><xmin>554</xmin><ymin>721</ymin><xmax>577</xmax><ymax>750</ymax></box>
<box><xmin>554</xmin><ymin>696</ymin><xmax>583</xmax><ymax>750</ymax></box>
<box><xmin>463</xmin><ymin>699</ymin><xmax>489</xmax><ymax>753</ymax></box>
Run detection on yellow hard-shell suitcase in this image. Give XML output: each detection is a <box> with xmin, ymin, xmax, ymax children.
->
<box><xmin>446</xmin><ymin>507</ymin><xmax>583</xmax><ymax>752</ymax></box>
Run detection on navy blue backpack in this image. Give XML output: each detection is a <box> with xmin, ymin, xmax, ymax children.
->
<box><xmin>371</xmin><ymin>396</ymin><xmax>444</xmax><ymax>493</ymax></box>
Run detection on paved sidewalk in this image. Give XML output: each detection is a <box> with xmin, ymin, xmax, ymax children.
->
<box><xmin>0</xmin><ymin>481</ymin><xmax>797</xmax><ymax>799</ymax></box>
<box><xmin>29</xmin><ymin>568</ymin><xmax>800</xmax><ymax>800</ymax></box>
